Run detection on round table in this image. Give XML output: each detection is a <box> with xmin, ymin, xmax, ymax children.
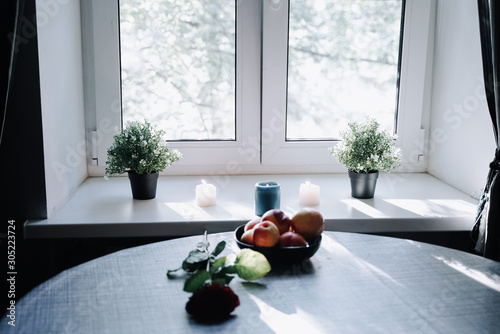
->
<box><xmin>2</xmin><ymin>231</ymin><xmax>500</xmax><ymax>333</ymax></box>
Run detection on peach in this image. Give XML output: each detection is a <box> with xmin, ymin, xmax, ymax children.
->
<box><xmin>291</xmin><ymin>209</ymin><xmax>324</xmax><ymax>238</ymax></box>
<box><xmin>240</xmin><ymin>229</ymin><xmax>254</xmax><ymax>245</ymax></box>
<box><xmin>261</xmin><ymin>209</ymin><xmax>292</xmax><ymax>234</ymax></box>
<box><xmin>244</xmin><ymin>217</ymin><xmax>261</xmax><ymax>232</ymax></box>
<box><xmin>252</xmin><ymin>221</ymin><xmax>280</xmax><ymax>247</ymax></box>
<box><xmin>278</xmin><ymin>231</ymin><xmax>308</xmax><ymax>247</ymax></box>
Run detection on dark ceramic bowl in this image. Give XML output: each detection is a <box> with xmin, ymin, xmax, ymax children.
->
<box><xmin>234</xmin><ymin>225</ymin><xmax>322</xmax><ymax>264</ymax></box>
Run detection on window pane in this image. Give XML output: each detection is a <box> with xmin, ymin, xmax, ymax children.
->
<box><xmin>119</xmin><ymin>0</ymin><xmax>236</xmax><ymax>140</ymax></box>
<box><xmin>287</xmin><ymin>0</ymin><xmax>404</xmax><ymax>140</ymax></box>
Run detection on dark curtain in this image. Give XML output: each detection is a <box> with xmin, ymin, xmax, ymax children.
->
<box><xmin>472</xmin><ymin>0</ymin><xmax>500</xmax><ymax>261</ymax></box>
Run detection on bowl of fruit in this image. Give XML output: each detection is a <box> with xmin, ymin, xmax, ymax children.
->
<box><xmin>234</xmin><ymin>209</ymin><xmax>323</xmax><ymax>264</ymax></box>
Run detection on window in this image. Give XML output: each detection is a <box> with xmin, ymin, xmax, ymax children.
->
<box><xmin>84</xmin><ymin>0</ymin><xmax>433</xmax><ymax>175</ymax></box>
<box><xmin>119</xmin><ymin>0</ymin><xmax>236</xmax><ymax>141</ymax></box>
<box><xmin>286</xmin><ymin>1</ymin><xmax>404</xmax><ymax>140</ymax></box>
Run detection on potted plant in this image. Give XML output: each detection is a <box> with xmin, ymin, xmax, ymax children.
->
<box><xmin>329</xmin><ymin>117</ymin><xmax>401</xmax><ymax>198</ymax></box>
<box><xmin>105</xmin><ymin>120</ymin><xmax>182</xmax><ymax>199</ymax></box>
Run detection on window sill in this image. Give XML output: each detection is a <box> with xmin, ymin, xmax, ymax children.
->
<box><xmin>25</xmin><ymin>173</ymin><xmax>477</xmax><ymax>239</ymax></box>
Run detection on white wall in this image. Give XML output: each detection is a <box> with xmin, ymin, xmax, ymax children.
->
<box><xmin>36</xmin><ymin>0</ymin><xmax>87</xmax><ymax>217</ymax></box>
<box><xmin>427</xmin><ymin>0</ymin><xmax>495</xmax><ymax>196</ymax></box>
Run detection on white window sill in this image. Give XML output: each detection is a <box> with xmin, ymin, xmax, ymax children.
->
<box><xmin>25</xmin><ymin>173</ymin><xmax>478</xmax><ymax>239</ymax></box>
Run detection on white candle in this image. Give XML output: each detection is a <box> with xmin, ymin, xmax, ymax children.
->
<box><xmin>196</xmin><ymin>179</ymin><xmax>217</xmax><ymax>207</ymax></box>
<box><xmin>299</xmin><ymin>181</ymin><xmax>320</xmax><ymax>206</ymax></box>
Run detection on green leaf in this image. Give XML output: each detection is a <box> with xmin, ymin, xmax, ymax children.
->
<box><xmin>212</xmin><ymin>275</ymin><xmax>234</xmax><ymax>286</ymax></box>
<box><xmin>234</xmin><ymin>249</ymin><xmax>271</xmax><ymax>281</ymax></box>
<box><xmin>182</xmin><ymin>250</ymin><xmax>209</xmax><ymax>272</ymax></box>
<box><xmin>212</xmin><ymin>256</ymin><xmax>227</xmax><ymax>271</ymax></box>
<box><xmin>211</xmin><ymin>241</ymin><xmax>226</xmax><ymax>258</ymax></box>
<box><xmin>211</xmin><ymin>265</ymin><xmax>235</xmax><ymax>285</ymax></box>
<box><xmin>183</xmin><ymin>270</ymin><xmax>211</xmax><ymax>292</ymax></box>
<box><xmin>224</xmin><ymin>265</ymin><xmax>238</xmax><ymax>274</ymax></box>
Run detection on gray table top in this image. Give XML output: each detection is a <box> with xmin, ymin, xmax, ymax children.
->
<box><xmin>2</xmin><ymin>231</ymin><xmax>500</xmax><ymax>333</ymax></box>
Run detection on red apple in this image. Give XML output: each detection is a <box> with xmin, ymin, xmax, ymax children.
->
<box><xmin>252</xmin><ymin>221</ymin><xmax>280</xmax><ymax>247</ymax></box>
<box><xmin>261</xmin><ymin>209</ymin><xmax>292</xmax><ymax>235</ymax></box>
<box><xmin>278</xmin><ymin>231</ymin><xmax>308</xmax><ymax>247</ymax></box>
<box><xmin>291</xmin><ymin>209</ymin><xmax>324</xmax><ymax>238</ymax></box>
<box><xmin>244</xmin><ymin>217</ymin><xmax>261</xmax><ymax>232</ymax></box>
<box><xmin>240</xmin><ymin>229</ymin><xmax>254</xmax><ymax>245</ymax></box>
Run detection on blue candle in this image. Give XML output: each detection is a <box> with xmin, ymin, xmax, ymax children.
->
<box><xmin>255</xmin><ymin>181</ymin><xmax>280</xmax><ymax>216</ymax></box>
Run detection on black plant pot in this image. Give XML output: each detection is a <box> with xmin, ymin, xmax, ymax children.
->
<box><xmin>128</xmin><ymin>171</ymin><xmax>159</xmax><ymax>199</ymax></box>
<box><xmin>348</xmin><ymin>170</ymin><xmax>379</xmax><ymax>199</ymax></box>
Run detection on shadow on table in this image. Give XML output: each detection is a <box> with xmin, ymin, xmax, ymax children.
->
<box><xmin>241</xmin><ymin>259</ymin><xmax>317</xmax><ymax>313</ymax></box>
<box><xmin>267</xmin><ymin>259</ymin><xmax>317</xmax><ymax>276</ymax></box>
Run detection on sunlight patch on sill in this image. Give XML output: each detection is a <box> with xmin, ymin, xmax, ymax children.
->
<box><xmin>384</xmin><ymin>199</ymin><xmax>476</xmax><ymax>217</ymax></box>
<box><xmin>341</xmin><ymin>199</ymin><xmax>390</xmax><ymax>218</ymax></box>
<box><xmin>164</xmin><ymin>202</ymin><xmax>215</xmax><ymax>220</ymax></box>
<box><xmin>164</xmin><ymin>201</ymin><xmax>254</xmax><ymax>221</ymax></box>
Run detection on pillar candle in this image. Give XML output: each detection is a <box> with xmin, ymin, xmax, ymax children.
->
<box><xmin>299</xmin><ymin>181</ymin><xmax>320</xmax><ymax>206</ymax></box>
<box><xmin>195</xmin><ymin>179</ymin><xmax>216</xmax><ymax>207</ymax></box>
<box><xmin>255</xmin><ymin>181</ymin><xmax>280</xmax><ymax>216</ymax></box>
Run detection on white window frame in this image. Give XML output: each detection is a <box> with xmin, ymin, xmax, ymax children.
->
<box><xmin>84</xmin><ymin>0</ymin><xmax>434</xmax><ymax>176</ymax></box>
<box><xmin>261</xmin><ymin>0</ymin><xmax>433</xmax><ymax>173</ymax></box>
<box><xmin>85</xmin><ymin>0</ymin><xmax>262</xmax><ymax>176</ymax></box>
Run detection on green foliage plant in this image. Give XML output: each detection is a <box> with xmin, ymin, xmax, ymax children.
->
<box><xmin>105</xmin><ymin>120</ymin><xmax>181</xmax><ymax>178</ymax></box>
<box><xmin>329</xmin><ymin>117</ymin><xmax>401</xmax><ymax>173</ymax></box>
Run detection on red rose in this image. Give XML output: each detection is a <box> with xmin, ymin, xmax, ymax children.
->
<box><xmin>186</xmin><ymin>283</ymin><xmax>240</xmax><ymax>321</ymax></box>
